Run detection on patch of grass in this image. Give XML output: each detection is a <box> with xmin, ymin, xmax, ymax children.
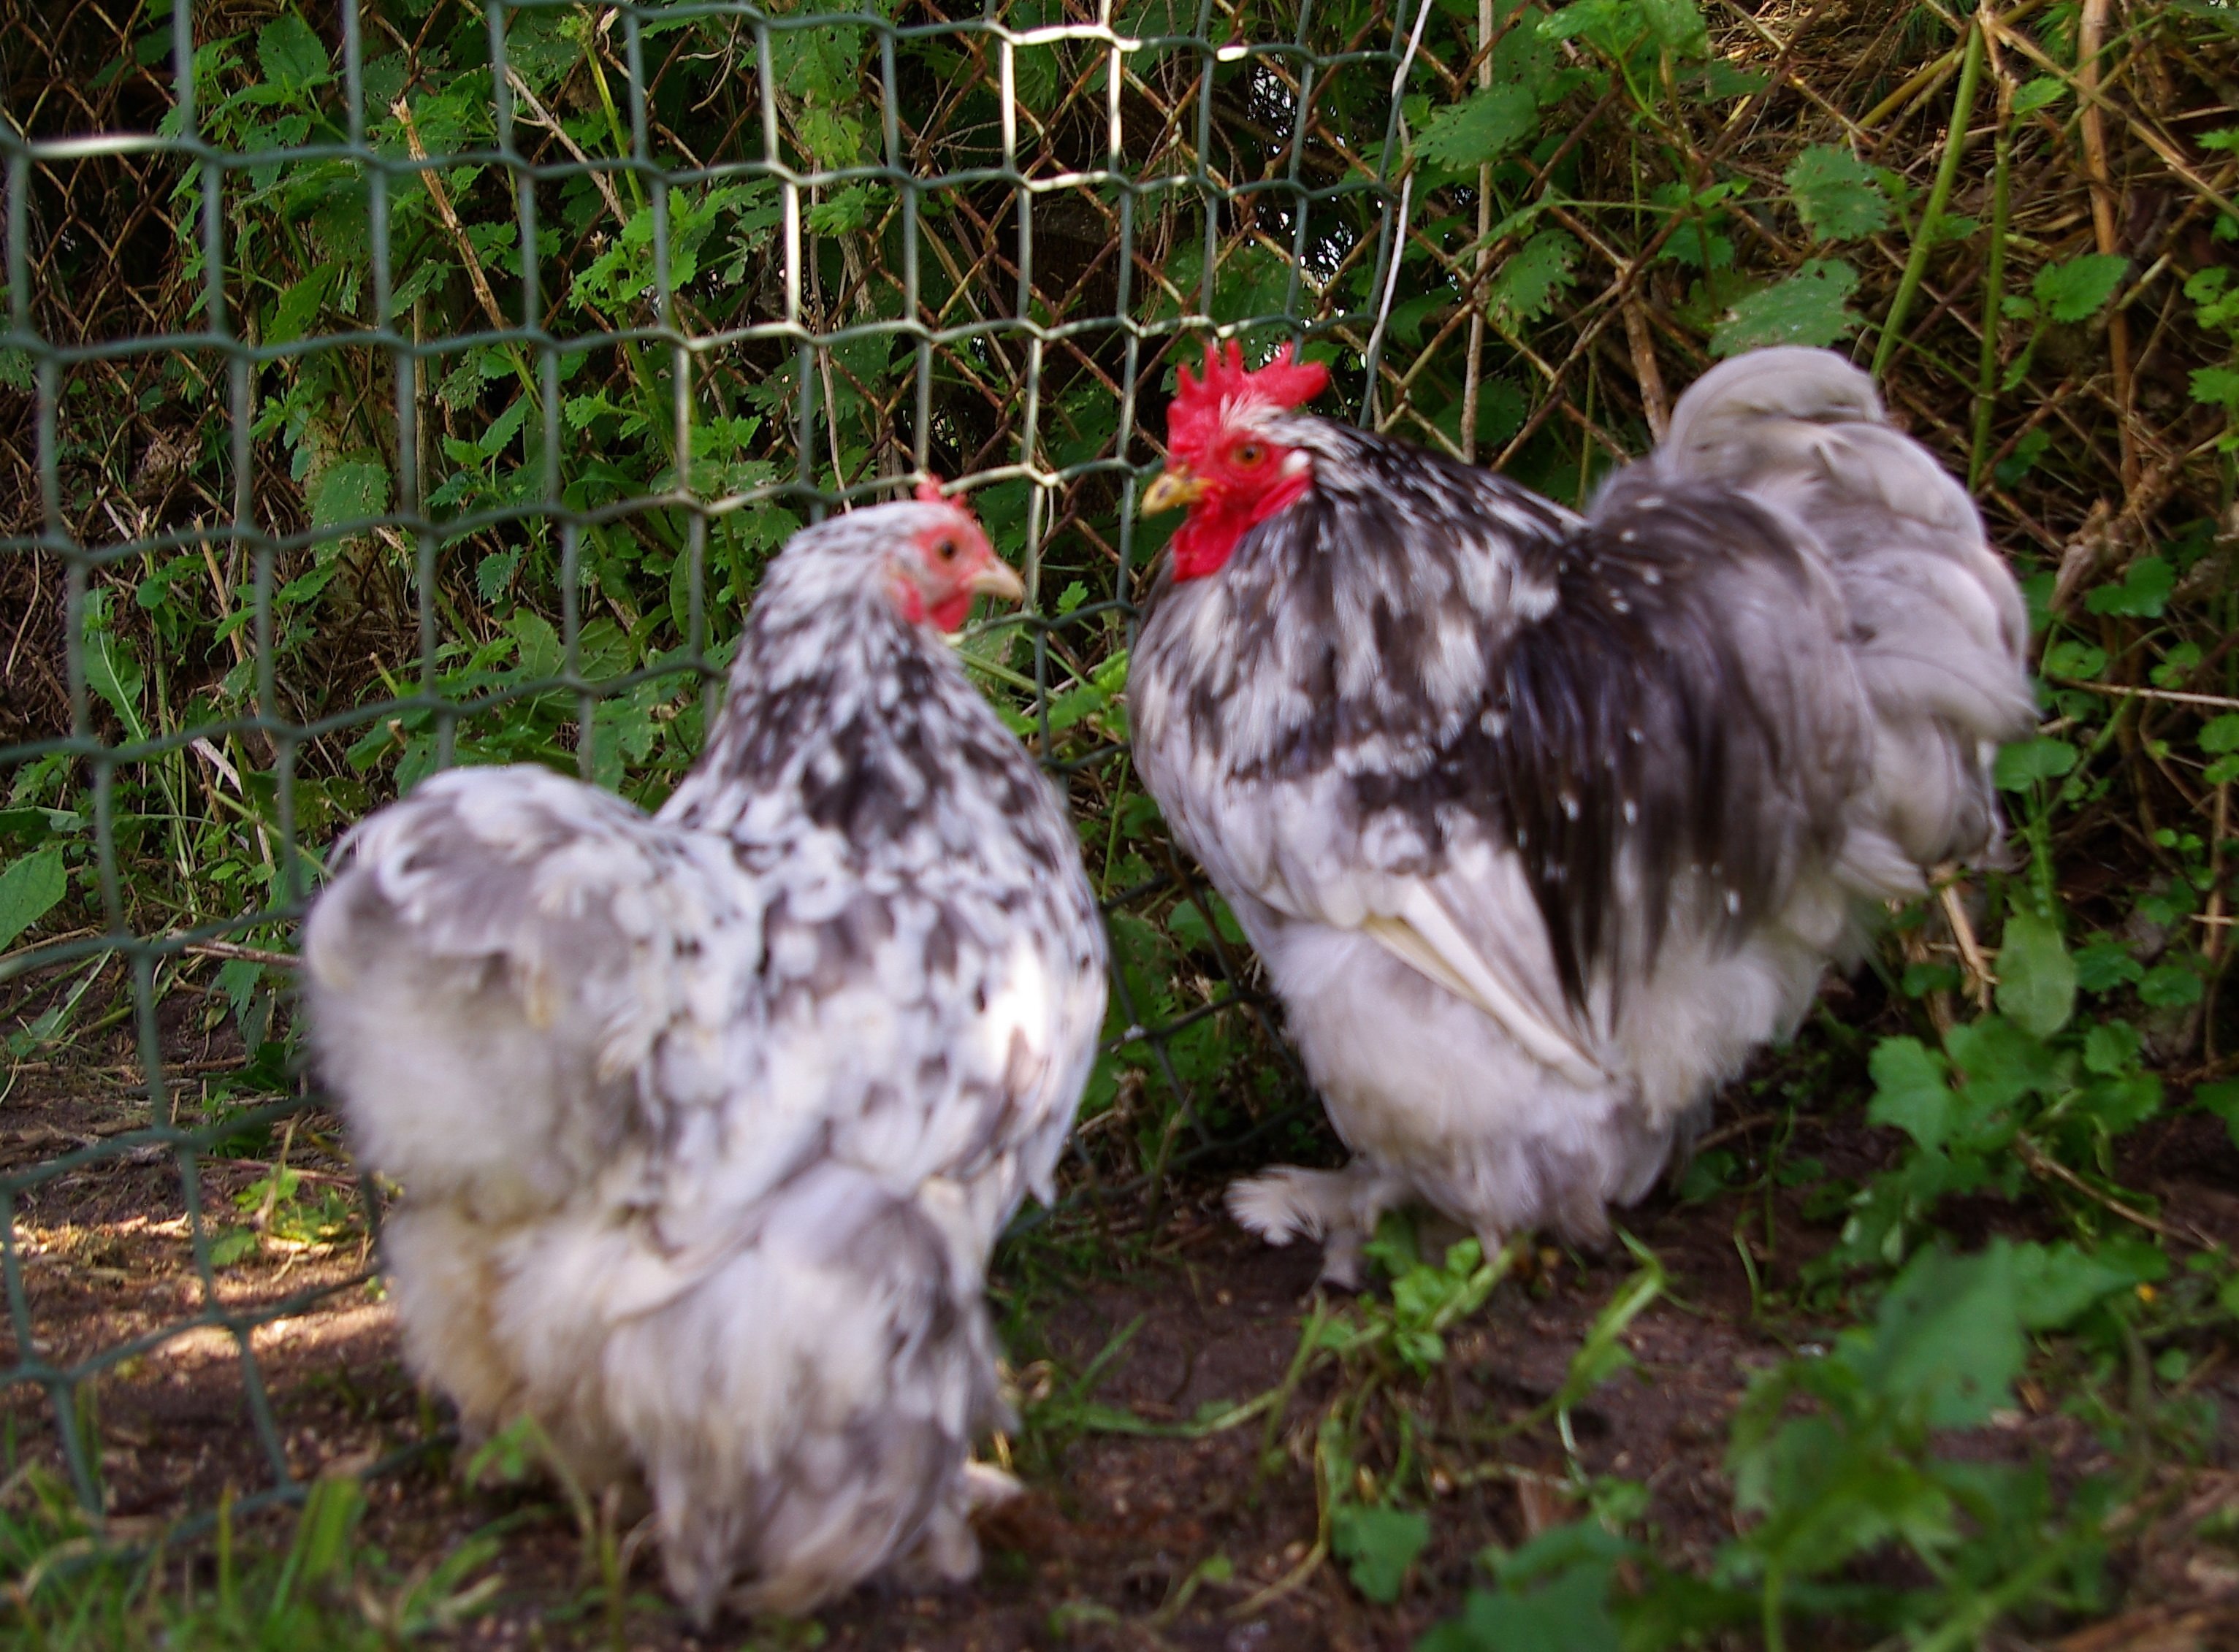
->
<box><xmin>0</xmin><ymin>1466</ymin><xmax>502</xmax><ymax>1651</ymax></box>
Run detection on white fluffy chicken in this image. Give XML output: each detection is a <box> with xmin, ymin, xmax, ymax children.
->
<box><xmin>304</xmin><ymin>492</ymin><xmax>1107</xmax><ymax>1621</ymax></box>
<box><xmin>1131</xmin><ymin>344</ymin><xmax>2032</xmax><ymax>1283</ymax></box>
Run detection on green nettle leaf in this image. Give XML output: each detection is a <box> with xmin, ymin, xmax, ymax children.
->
<box><xmin>2012</xmin><ymin>76</ymin><xmax>2067</xmax><ymax>115</ymax></box>
<box><xmin>2083</xmin><ymin>554</ymin><xmax>2173</xmax><ymax>619</ymax></box>
<box><xmin>1417</xmin><ymin>83</ymin><xmax>1539</xmax><ymax>170</ymax></box>
<box><xmin>2074</xmin><ymin>940</ymin><xmax>2145</xmax><ymax>993</ymax></box>
<box><xmin>1996</xmin><ymin>908</ymin><xmax>2075</xmax><ymax>1039</ymax></box>
<box><xmin>1540</xmin><ymin>0</ymin><xmax>1707</xmax><ymax>56</ymax></box>
<box><xmin>265</xmin><ymin>266</ymin><xmax>336</xmax><ymax>346</ymax></box>
<box><xmin>503</xmin><ymin>8</ymin><xmax>578</xmax><ymax>95</ymax></box>
<box><xmin>1417</xmin><ymin>1536</ymin><xmax>1626</xmax><ymax>1652</ymax></box>
<box><xmin>1710</xmin><ymin>258</ymin><xmax>1859</xmax><ymax>356</ymax></box>
<box><xmin>0</xmin><ymin>846</ymin><xmax>68</xmax><ymax>954</ymax></box>
<box><xmin>1995</xmin><ymin>424</ymin><xmax>2051</xmax><ymax>481</ymax></box>
<box><xmin>1946</xmin><ymin>1014</ymin><xmax>2061</xmax><ymax>1111</ymax></box>
<box><xmin>257</xmin><ymin>12</ymin><xmax>331</xmax><ymax>100</ymax></box>
<box><xmin>1487</xmin><ymin>230</ymin><xmax>1579</xmax><ymax>328</ymax></box>
<box><xmin>2034</xmin><ymin>253</ymin><xmax>2129</xmax><ymax>324</ymax></box>
<box><xmin>218</xmin><ymin>957</ymin><xmax>265</xmax><ymax>1032</ymax></box>
<box><xmin>2082</xmin><ymin>1020</ymin><xmax>2140</xmax><ymax>1076</ymax></box>
<box><xmin>1698</xmin><ymin>58</ymin><xmax>1769</xmax><ymax>99</ymax></box>
<box><xmin>1866</xmin><ymin>1036</ymin><xmax>1955</xmax><ymax>1151</ymax></box>
<box><xmin>1537</xmin><ymin>0</ymin><xmax>1617</xmax><ymax>39</ymax></box>
<box><xmin>2200</xmin><ymin>714</ymin><xmax>2239</xmax><ymax>756</ymax></box>
<box><xmin>476</xmin><ymin>395</ymin><xmax>533</xmax><ymax>461</ymax></box>
<box><xmin>1678</xmin><ymin>1146</ymin><xmax>1739</xmax><ymax>1201</ymax></box>
<box><xmin>2080</xmin><ymin>1070</ymin><xmax>2162</xmax><ymax>1135</ymax></box>
<box><xmin>511</xmin><ymin>612</ymin><xmax>563</xmax><ymax>680</ymax></box>
<box><xmin>2198</xmin><ymin>1079</ymin><xmax>2239</xmax><ymax>1148</ymax></box>
<box><xmin>805</xmin><ymin>185</ymin><xmax>872</xmax><ymax>236</ymax></box>
<box><xmin>1784</xmin><ymin>145</ymin><xmax>1891</xmax><ymax>240</ymax></box>
<box><xmin>2192</xmin><ymin>366</ymin><xmax>2239</xmax><ymax>413</ymax></box>
<box><xmin>576</xmin><ymin>617</ymin><xmax>638</xmax><ymax>682</ymax></box>
<box><xmin>476</xmin><ymin>546</ymin><xmax>523</xmax><ymax>603</ymax></box>
<box><xmin>310</xmin><ymin>456</ymin><xmax>392</xmax><ymax>531</ymax></box>
<box><xmin>1331</xmin><ymin>1504</ymin><xmax>1430</xmax><ymax>1604</ymax></box>
<box><xmin>1167</xmin><ymin>893</ymin><xmax>1246</xmax><ymax>952</ymax></box>
<box><xmin>2042</xmin><ymin>638</ymin><xmax>2108</xmax><ymax>679</ymax></box>
<box><xmin>2095</xmin><ymin>1237</ymin><xmax>2170</xmax><ymax>1290</ymax></box>
<box><xmin>2138</xmin><ymin>962</ymin><xmax>2205</xmax><ymax>1008</ymax></box>
<box><xmin>1992</xmin><ymin>737</ymin><xmax>2077</xmax><ymax>789</ymax></box>
<box><xmin>1902</xmin><ymin>959</ymin><xmax>1962</xmax><ymax>998</ymax></box>
<box><xmin>83</xmin><ymin>597</ymin><xmax>147</xmax><ymax>745</ymax></box>
<box><xmin>1853</xmin><ymin>1244</ymin><xmax>2024</xmax><ymax>1428</ymax></box>
<box><xmin>2009</xmin><ymin>1241</ymin><xmax>2129</xmax><ymax>1330</ymax></box>
<box><xmin>1636</xmin><ymin>0</ymin><xmax>1711</xmax><ymax>51</ymax></box>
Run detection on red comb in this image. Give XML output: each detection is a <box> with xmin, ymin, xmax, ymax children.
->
<box><xmin>914</xmin><ymin>474</ymin><xmax>980</xmax><ymax>521</ymax></box>
<box><xmin>1167</xmin><ymin>340</ymin><xmax>1329</xmax><ymax>456</ymax></box>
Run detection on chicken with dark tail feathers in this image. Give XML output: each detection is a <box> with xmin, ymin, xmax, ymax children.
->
<box><xmin>304</xmin><ymin>488</ymin><xmax>1107</xmax><ymax>1622</ymax></box>
<box><xmin>1131</xmin><ymin>343</ymin><xmax>2032</xmax><ymax>1285</ymax></box>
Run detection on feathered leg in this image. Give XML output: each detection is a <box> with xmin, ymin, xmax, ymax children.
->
<box><xmin>1225</xmin><ymin>1160</ymin><xmax>1405</xmax><ymax>1287</ymax></box>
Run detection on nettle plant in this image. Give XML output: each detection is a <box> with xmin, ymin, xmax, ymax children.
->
<box><xmin>1418</xmin><ymin>1237</ymin><xmax>2138</xmax><ymax>1652</ymax></box>
<box><xmin>1833</xmin><ymin>907</ymin><xmax>2165</xmax><ymax>1276</ymax></box>
<box><xmin>2180</xmin><ymin>128</ymin><xmax>2239</xmax><ymax>445</ymax></box>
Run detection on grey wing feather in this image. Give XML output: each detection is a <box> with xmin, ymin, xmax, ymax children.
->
<box><xmin>1313</xmin><ymin>461</ymin><xmax>1876</xmax><ymax>1054</ymax></box>
<box><xmin>303</xmin><ymin>763</ymin><xmax>768</xmax><ymax>1229</ymax></box>
<box><xmin>307</xmin><ymin>756</ymin><xmax>1094</xmax><ymax>1274</ymax></box>
<box><xmin>1655</xmin><ymin>348</ymin><xmax>2035</xmax><ymax>889</ymax></box>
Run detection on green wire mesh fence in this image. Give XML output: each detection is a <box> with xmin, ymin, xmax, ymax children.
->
<box><xmin>0</xmin><ymin>0</ymin><xmax>1425</xmax><ymax>1530</ymax></box>
<box><xmin>5</xmin><ymin>0</ymin><xmax>2235</xmax><ymax>1543</ymax></box>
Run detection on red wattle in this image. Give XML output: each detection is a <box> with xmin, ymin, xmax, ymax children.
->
<box><xmin>1169</xmin><ymin>470</ymin><xmax>1313</xmax><ymax>582</ymax></box>
<box><xmin>1170</xmin><ymin>514</ymin><xmax>1243</xmax><ymax>581</ymax></box>
<box><xmin>931</xmin><ymin>591</ymin><xmax>974</xmax><ymax>631</ymax></box>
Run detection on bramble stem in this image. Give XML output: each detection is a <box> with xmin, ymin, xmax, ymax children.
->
<box><xmin>1970</xmin><ymin>23</ymin><xmax>2015</xmax><ymax>491</ymax></box>
<box><xmin>1872</xmin><ymin>18</ymin><xmax>1986</xmax><ymax>381</ymax></box>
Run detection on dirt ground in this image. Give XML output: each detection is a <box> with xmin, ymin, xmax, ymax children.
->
<box><xmin>11</xmin><ymin>995</ymin><xmax>2239</xmax><ymax>1649</ymax></box>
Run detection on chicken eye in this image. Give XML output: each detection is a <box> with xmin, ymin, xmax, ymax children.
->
<box><xmin>1232</xmin><ymin>442</ymin><xmax>1266</xmax><ymax>467</ymax></box>
<box><xmin>931</xmin><ymin>538</ymin><xmax>960</xmax><ymax>562</ymax></box>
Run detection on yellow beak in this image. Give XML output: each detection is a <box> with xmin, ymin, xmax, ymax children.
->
<box><xmin>966</xmin><ymin>558</ymin><xmax>1026</xmax><ymax>603</ymax></box>
<box><xmin>1140</xmin><ymin>467</ymin><xmax>1208</xmax><ymax>516</ymax></box>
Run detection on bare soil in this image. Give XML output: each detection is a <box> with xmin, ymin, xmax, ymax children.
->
<box><xmin>10</xmin><ymin>997</ymin><xmax>2239</xmax><ymax>1649</ymax></box>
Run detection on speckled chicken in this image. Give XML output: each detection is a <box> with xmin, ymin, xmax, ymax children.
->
<box><xmin>303</xmin><ymin>492</ymin><xmax>1107</xmax><ymax>1621</ymax></box>
<box><xmin>1130</xmin><ymin>343</ymin><xmax>2032</xmax><ymax>1283</ymax></box>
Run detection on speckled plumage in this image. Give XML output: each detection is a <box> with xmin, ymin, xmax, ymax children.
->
<box><xmin>303</xmin><ymin>501</ymin><xmax>1107</xmax><ymax>1621</ymax></box>
<box><xmin>1131</xmin><ymin>347</ymin><xmax>2031</xmax><ymax>1280</ymax></box>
